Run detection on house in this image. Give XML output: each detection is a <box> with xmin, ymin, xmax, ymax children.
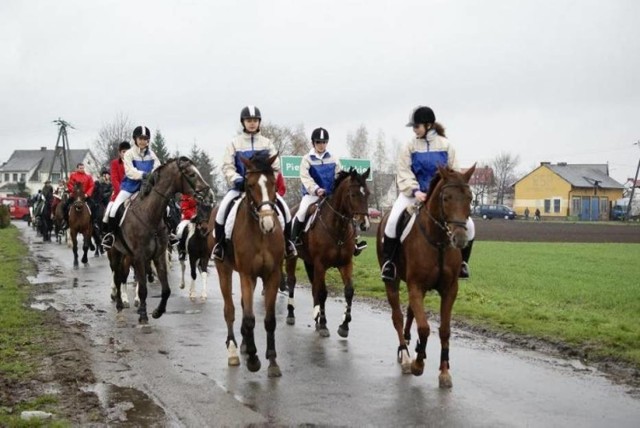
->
<box><xmin>513</xmin><ymin>162</ymin><xmax>624</xmax><ymax>221</ymax></box>
<box><xmin>0</xmin><ymin>147</ymin><xmax>99</xmax><ymax>197</ymax></box>
<box><xmin>466</xmin><ymin>165</ymin><xmax>495</xmax><ymax>206</ymax></box>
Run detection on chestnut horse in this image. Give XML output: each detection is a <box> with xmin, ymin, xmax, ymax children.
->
<box><xmin>212</xmin><ymin>152</ymin><xmax>284</xmax><ymax>377</ymax></box>
<box><xmin>68</xmin><ymin>183</ymin><xmax>94</xmax><ymax>268</ymax></box>
<box><xmin>109</xmin><ymin>157</ymin><xmax>213</xmax><ymax>324</ymax></box>
<box><xmin>284</xmin><ymin>168</ymin><xmax>371</xmax><ymax>337</ymax></box>
<box><xmin>376</xmin><ymin>165</ymin><xmax>475</xmax><ymax>388</ymax></box>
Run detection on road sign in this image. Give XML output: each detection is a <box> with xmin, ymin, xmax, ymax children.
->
<box><xmin>280</xmin><ymin>156</ymin><xmax>372</xmax><ymax>181</ymax></box>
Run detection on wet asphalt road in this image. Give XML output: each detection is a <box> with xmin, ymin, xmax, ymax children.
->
<box><xmin>19</xmin><ymin>222</ymin><xmax>640</xmax><ymax>427</ymax></box>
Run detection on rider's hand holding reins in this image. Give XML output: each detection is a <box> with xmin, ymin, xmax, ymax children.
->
<box><xmin>414</xmin><ymin>190</ymin><xmax>427</xmax><ymax>202</ymax></box>
<box><xmin>315</xmin><ymin>188</ymin><xmax>326</xmax><ymax>197</ymax></box>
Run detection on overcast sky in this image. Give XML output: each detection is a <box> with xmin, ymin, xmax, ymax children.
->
<box><xmin>1</xmin><ymin>0</ymin><xmax>639</xmax><ymax>184</ymax></box>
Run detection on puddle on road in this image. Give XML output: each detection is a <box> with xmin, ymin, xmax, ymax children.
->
<box><xmin>84</xmin><ymin>382</ymin><xmax>166</xmax><ymax>425</ymax></box>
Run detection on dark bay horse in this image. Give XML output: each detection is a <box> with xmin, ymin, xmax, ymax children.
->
<box><xmin>53</xmin><ymin>194</ymin><xmax>68</xmax><ymax>244</ymax></box>
<box><xmin>109</xmin><ymin>157</ymin><xmax>212</xmax><ymax>324</ymax></box>
<box><xmin>68</xmin><ymin>183</ymin><xmax>94</xmax><ymax>268</ymax></box>
<box><xmin>285</xmin><ymin>168</ymin><xmax>371</xmax><ymax>337</ymax></box>
<box><xmin>38</xmin><ymin>194</ymin><xmax>54</xmax><ymax>242</ymax></box>
<box><xmin>376</xmin><ymin>165</ymin><xmax>475</xmax><ymax>388</ymax></box>
<box><xmin>213</xmin><ymin>153</ymin><xmax>284</xmax><ymax>377</ymax></box>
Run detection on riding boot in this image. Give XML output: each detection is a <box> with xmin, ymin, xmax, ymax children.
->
<box><xmin>178</xmin><ymin>230</ymin><xmax>188</xmax><ymax>261</ymax></box>
<box><xmin>380</xmin><ymin>235</ymin><xmax>400</xmax><ymax>281</ymax></box>
<box><xmin>283</xmin><ymin>220</ymin><xmax>298</xmax><ymax>259</ymax></box>
<box><xmin>101</xmin><ymin>217</ymin><xmax>118</xmax><ymax>250</ymax></box>
<box><xmin>290</xmin><ymin>218</ymin><xmax>303</xmax><ymax>245</ymax></box>
<box><xmin>354</xmin><ymin>235</ymin><xmax>368</xmax><ymax>257</ymax></box>
<box><xmin>459</xmin><ymin>239</ymin><xmax>474</xmax><ymax>279</ymax></box>
<box><xmin>212</xmin><ymin>222</ymin><xmax>226</xmax><ymax>261</ymax></box>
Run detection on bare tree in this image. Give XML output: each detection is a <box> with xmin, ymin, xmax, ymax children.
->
<box><xmin>91</xmin><ymin>113</ymin><xmax>132</xmax><ymax>169</ymax></box>
<box><xmin>491</xmin><ymin>152</ymin><xmax>520</xmax><ymax>204</ymax></box>
<box><xmin>346</xmin><ymin>125</ymin><xmax>369</xmax><ymax>159</ymax></box>
<box><xmin>260</xmin><ymin>122</ymin><xmax>307</xmax><ymax>155</ymax></box>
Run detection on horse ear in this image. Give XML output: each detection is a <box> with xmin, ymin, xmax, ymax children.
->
<box><xmin>268</xmin><ymin>152</ymin><xmax>279</xmax><ymax>166</ymax></box>
<box><xmin>463</xmin><ymin>163</ymin><xmax>477</xmax><ymax>183</ymax></box>
<box><xmin>362</xmin><ymin>168</ymin><xmax>371</xmax><ymax>180</ymax></box>
<box><xmin>239</xmin><ymin>155</ymin><xmax>252</xmax><ymax>169</ymax></box>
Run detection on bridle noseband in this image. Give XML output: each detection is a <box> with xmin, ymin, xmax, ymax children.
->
<box><xmin>243</xmin><ymin>169</ymin><xmax>278</xmax><ymax>221</ymax></box>
<box><xmin>422</xmin><ymin>182</ymin><xmax>470</xmax><ymax>244</ymax></box>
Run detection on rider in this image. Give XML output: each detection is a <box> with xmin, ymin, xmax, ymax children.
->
<box><xmin>52</xmin><ymin>179</ymin><xmax>66</xmax><ymax>214</ymax></box>
<box><xmin>102</xmin><ymin>127</ymin><xmax>160</xmax><ymax>249</ymax></box>
<box><xmin>212</xmin><ymin>105</ymin><xmax>297</xmax><ymax>261</ymax></box>
<box><xmin>380</xmin><ymin>106</ymin><xmax>474</xmax><ymax>281</ymax></box>
<box><xmin>102</xmin><ymin>141</ymin><xmax>130</xmax><ymax>233</ymax></box>
<box><xmin>63</xmin><ymin>163</ymin><xmax>95</xmax><ymax>224</ymax></box>
<box><xmin>175</xmin><ymin>193</ymin><xmax>197</xmax><ymax>260</ymax></box>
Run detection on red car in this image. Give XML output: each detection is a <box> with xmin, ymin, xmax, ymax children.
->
<box><xmin>1</xmin><ymin>196</ymin><xmax>31</xmax><ymax>221</ymax></box>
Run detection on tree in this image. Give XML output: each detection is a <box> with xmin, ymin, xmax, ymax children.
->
<box><xmin>91</xmin><ymin>113</ymin><xmax>132</xmax><ymax>169</ymax></box>
<box><xmin>346</xmin><ymin>125</ymin><xmax>369</xmax><ymax>159</ymax></box>
<box><xmin>491</xmin><ymin>152</ymin><xmax>520</xmax><ymax>205</ymax></box>
<box><xmin>372</xmin><ymin>129</ymin><xmax>387</xmax><ymax>173</ymax></box>
<box><xmin>188</xmin><ymin>143</ymin><xmax>223</xmax><ymax>197</ymax></box>
<box><xmin>152</xmin><ymin>130</ymin><xmax>171</xmax><ymax>163</ymax></box>
<box><xmin>260</xmin><ymin>122</ymin><xmax>307</xmax><ymax>155</ymax></box>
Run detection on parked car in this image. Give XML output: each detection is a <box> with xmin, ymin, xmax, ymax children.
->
<box><xmin>474</xmin><ymin>204</ymin><xmax>516</xmax><ymax>220</ymax></box>
<box><xmin>368</xmin><ymin>207</ymin><xmax>382</xmax><ymax>219</ymax></box>
<box><xmin>0</xmin><ymin>196</ymin><xmax>31</xmax><ymax>221</ymax></box>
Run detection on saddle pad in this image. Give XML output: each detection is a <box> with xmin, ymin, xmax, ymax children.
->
<box><xmin>117</xmin><ymin>192</ymin><xmax>140</xmax><ymax>227</ymax></box>
<box><xmin>225</xmin><ymin>196</ymin><xmax>285</xmax><ymax>239</ymax></box>
<box><xmin>303</xmin><ymin>203</ymin><xmax>320</xmax><ymax>233</ymax></box>
<box><xmin>398</xmin><ymin>204</ymin><xmax>422</xmax><ymax>243</ymax></box>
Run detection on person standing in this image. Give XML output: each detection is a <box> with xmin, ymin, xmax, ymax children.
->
<box><xmin>212</xmin><ymin>105</ymin><xmax>296</xmax><ymax>261</ymax></box>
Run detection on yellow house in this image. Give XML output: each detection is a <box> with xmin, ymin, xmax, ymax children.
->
<box><xmin>513</xmin><ymin>162</ymin><xmax>624</xmax><ymax>221</ymax></box>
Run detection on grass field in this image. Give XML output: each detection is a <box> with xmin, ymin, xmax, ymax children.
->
<box><xmin>309</xmin><ymin>240</ymin><xmax>640</xmax><ymax>366</ymax></box>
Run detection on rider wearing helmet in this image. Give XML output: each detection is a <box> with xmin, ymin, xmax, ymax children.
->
<box><xmin>290</xmin><ymin>127</ymin><xmax>345</xmax><ymax>242</ymax></box>
<box><xmin>212</xmin><ymin>105</ymin><xmax>297</xmax><ymax>261</ymax></box>
<box><xmin>381</xmin><ymin>106</ymin><xmax>474</xmax><ymax>280</ymax></box>
<box><xmin>102</xmin><ymin>127</ymin><xmax>160</xmax><ymax>249</ymax></box>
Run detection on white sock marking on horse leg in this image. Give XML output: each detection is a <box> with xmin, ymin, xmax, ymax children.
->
<box><xmin>201</xmin><ymin>272</ymin><xmax>208</xmax><ymax>300</ymax></box>
<box><xmin>313</xmin><ymin>305</ymin><xmax>320</xmax><ymax>320</ymax></box>
<box><xmin>288</xmin><ymin>297</ymin><xmax>295</xmax><ymax>308</ymax></box>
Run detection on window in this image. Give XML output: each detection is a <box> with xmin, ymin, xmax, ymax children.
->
<box><xmin>571</xmin><ymin>197</ymin><xmax>581</xmax><ymax>216</ymax></box>
<box><xmin>544</xmin><ymin>199</ymin><xmax>551</xmax><ymax>213</ymax></box>
<box><xmin>553</xmin><ymin>199</ymin><xmax>561</xmax><ymax>213</ymax></box>
<box><xmin>12</xmin><ymin>173</ymin><xmax>18</xmax><ymax>182</ymax></box>
<box><xmin>20</xmin><ymin>173</ymin><xmax>25</xmax><ymax>182</ymax></box>
<box><xmin>3</xmin><ymin>174</ymin><xmax>8</xmax><ymax>182</ymax></box>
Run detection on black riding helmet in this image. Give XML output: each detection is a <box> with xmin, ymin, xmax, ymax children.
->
<box><xmin>240</xmin><ymin>105</ymin><xmax>261</xmax><ymax>123</ymax></box>
<box><xmin>118</xmin><ymin>141</ymin><xmax>131</xmax><ymax>151</ymax></box>
<box><xmin>406</xmin><ymin>106</ymin><xmax>436</xmax><ymax>127</ymax></box>
<box><xmin>132</xmin><ymin>126</ymin><xmax>151</xmax><ymax>140</ymax></box>
<box><xmin>311</xmin><ymin>127</ymin><xmax>329</xmax><ymax>144</ymax></box>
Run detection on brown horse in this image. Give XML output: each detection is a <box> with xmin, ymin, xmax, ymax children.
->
<box><xmin>109</xmin><ymin>157</ymin><xmax>213</xmax><ymax>324</ymax></box>
<box><xmin>285</xmin><ymin>168</ymin><xmax>371</xmax><ymax>337</ymax></box>
<box><xmin>376</xmin><ymin>165</ymin><xmax>475</xmax><ymax>388</ymax></box>
<box><xmin>68</xmin><ymin>183</ymin><xmax>94</xmax><ymax>268</ymax></box>
<box><xmin>213</xmin><ymin>152</ymin><xmax>284</xmax><ymax>377</ymax></box>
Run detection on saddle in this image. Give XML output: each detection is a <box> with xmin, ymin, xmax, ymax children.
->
<box><xmin>223</xmin><ymin>195</ymin><xmax>284</xmax><ymax>240</ymax></box>
<box><xmin>397</xmin><ymin>204</ymin><xmax>421</xmax><ymax>244</ymax></box>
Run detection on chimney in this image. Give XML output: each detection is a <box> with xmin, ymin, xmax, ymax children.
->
<box><xmin>40</xmin><ymin>147</ymin><xmax>47</xmax><ymax>151</ymax></box>
<box><xmin>540</xmin><ymin>161</ymin><xmax>550</xmax><ymax>166</ymax></box>
<box><xmin>558</xmin><ymin>162</ymin><xmax>567</xmax><ymax>166</ymax></box>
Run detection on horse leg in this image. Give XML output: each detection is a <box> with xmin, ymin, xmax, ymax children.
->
<box><xmin>179</xmin><ymin>258</ymin><xmax>186</xmax><ymax>290</ymax></box>
<box><xmin>188</xmin><ymin>254</ymin><xmax>197</xmax><ymax>301</ymax></box>
<box><xmin>110</xmin><ymin>251</ymin><xmax>125</xmax><ymax>313</ymax></box>
<box><xmin>81</xmin><ymin>231</ymin><xmax>90</xmax><ymax>265</ymax></box>
<box><xmin>337</xmin><ymin>263</ymin><xmax>354</xmax><ymax>338</ymax></box>
<box><xmin>151</xmin><ymin>255</ymin><xmax>171</xmax><ymax>319</ymax></box>
<box><xmin>284</xmin><ymin>257</ymin><xmax>297</xmax><ymax>325</ymax></box>
<box><xmin>312</xmin><ymin>264</ymin><xmax>330</xmax><ymax>337</ymax></box>
<box><xmin>408</xmin><ymin>283</ymin><xmax>429</xmax><ymax>376</ymax></box>
<box><xmin>133</xmin><ymin>260</ymin><xmax>149</xmax><ymax>324</ymax></box>
<box><xmin>71</xmin><ymin>230</ymin><xmax>79</xmax><ymax>268</ymax></box>
<box><xmin>404</xmin><ymin>305</ymin><xmax>414</xmax><ymax>346</ymax></box>
<box><xmin>239</xmin><ymin>273</ymin><xmax>260</xmax><ymax>372</ymax></box>
<box><xmin>198</xmin><ymin>256</ymin><xmax>208</xmax><ymax>301</ymax></box>
<box><xmin>263</xmin><ymin>269</ymin><xmax>282</xmax><ymax>377</ymax></box>
<box><xmin>438</xmin><ymin>282</ymin><xmax>458</xmax><ymax>388</ymax></box>
<box><xmin>385</xmin><ymin>281</ymin><xmax>412</xmax><ymax>374</ymax></box>
<box><xmin>218</xmin><ymin>265</ymin><xmax>239</xmax><ymax>366</ymax></box>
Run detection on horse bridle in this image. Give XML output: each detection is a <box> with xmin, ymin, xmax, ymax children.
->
<box><xmin>243</xmin><ymin>169</ymin><xmax>278</xmax><ymax>221</ymax></box>
<box><xmin>149</xmin><ymin>158</ymin><xmax>211</xmax><ymax>204</ymax></box>
<box><xmin>317</xmin><ymin>182</ymin><xmax>368</xmax><ymax>246</ymax></box>
<box><xmin>424</xmin><ymin>183</ymin><xmax>470</xmax><ymax>242</ymax></box>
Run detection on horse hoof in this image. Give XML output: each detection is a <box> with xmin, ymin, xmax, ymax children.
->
<box><xmin>316</xmin><ymin>326</ymin><xmax>330</xmax><ymax>337</ymax></box>
<box><xmin>286</xmin><ymin>316</ymin><xmax>295</xmax><ymax>326</ymax></box>
<box><xmin>110</xmin><ymin>294</ymin><xmax>116</xmax><ymax>302</ymax></box>
<box><xmin>240</xmin><ymin>342</ymin><xmax>247</xmax><ymax>355</ymax></box>
<box><xmin>180</xmin><ymin>283</ymin><xmax>185</xmax><ymax>289</ymax></box>
<box><xmin>123</xmin><ymin>301</ymin><xmax>130</xmax><ymax>309</ymax></box>
<box><xmin>439</xmin><ymin>373</ymin><xmax>453</xmax><ymax>389</ymax></box>
<box><xmin>411</xmin><ymin>360</ymin><xmax>425</xmax><ymax>376</ymax></box>
<box><xmin>152</xmin><ymin>309</ymin><xmax>163</xmax><ymax>319</ymax></box>
<box><xmin>73</xmin><ymin>264</ymin><xmax>79</xmax><ymax>270</ymax></box>
<box><xmin>228</xmin><ymin>356</ymin><xmax>240</xmax><ymax>366</ymax></box>
<box><xmin>401</xmin><ymin>362</ymin><xmax>412</xmax><ymax>374</ymax></box>
<box><xmin>139</xmin><ymin>316</ymin><xmax>149</xmax><ymax>325</ymax></box>
<box><xmin>268</xmin><ymin>364</ymin><xmax>282</xmax><ymax>378</ymax></box>
<box><xmin>337</xmin><ymin>325</ymin><xmax>349</xmax><ymax>338</ymax></box>
<box><xmin>134</xmin><ymin>300</ymin><xmax>139</xmax><ymax>308</ymax></box>
<box><xmin>246</xmin><ymin>355</ymin><xmax>261</xmax><ymax>372</ymax></box>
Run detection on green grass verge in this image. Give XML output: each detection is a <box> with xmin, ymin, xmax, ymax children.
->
<box><xmin>0</xmin><ymin>226</ymin><xmax>68</xmax><ymax>427</ymax></box>
<box><xmin>302</xmin><ymin>241</ymin><xmax>640</xmax><ymax>366</ymax></box>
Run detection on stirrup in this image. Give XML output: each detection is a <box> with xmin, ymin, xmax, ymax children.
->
<box><xmin>459</xmin><ymin>261</ymin><xmax>470</xmax><ymax>279</ymax></box>
<box><xmin>212</xmin><ymin>243</ymin><xmax>224</xmax><ymax>261</ymax></box>
<box><xmin>101</xmin><ymin>233</ymin><xmax>114</xmax><ymax>250</ymax></box>
<box><xmin>381</xmin><ymin>260</ymin><xmax>396</xmax><ymax>281</ymax></box>
<box><xmin>285</xmin><ymin>241</ymin><xmax>297</xmax><ymax>259</ymax></box>
<box><xmin>354</xmin><ymin>240</ymin><xmax>367</xmax><ymax>256</ymax></box>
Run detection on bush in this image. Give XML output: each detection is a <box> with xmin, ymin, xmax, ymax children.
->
<box><xmin>0</xmin><ymin>205</ymin><xmax>10</xmax><ymax>229</ymax></box>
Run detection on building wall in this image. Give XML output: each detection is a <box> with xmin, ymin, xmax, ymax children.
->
<box><xmin>514</xmin><ymin>167</ymin><xmax>571</xmax><ymax>217</ymax></box>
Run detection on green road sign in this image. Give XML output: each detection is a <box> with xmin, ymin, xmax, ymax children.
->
<box><xmin>280</xmin><ymin>156</ymin><xmax>372</xmax><ymax>181</ymax></box>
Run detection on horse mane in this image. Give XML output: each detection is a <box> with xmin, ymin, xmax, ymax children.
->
<box><xmin>248</xmin><ymin>152</ymin><xmax>276</xmax><ymax>174</ymax></box>
<box><xmin>332</xmin><ymin>169</ymin><xmax>351</xmax><ymax>192</ymax></box>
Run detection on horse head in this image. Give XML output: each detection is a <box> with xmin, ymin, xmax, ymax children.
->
<box><xmin>426</xmin><ymin>164</ymin><xmax>475</xmax><ymax>248</ymax></box>
<box><xmin>332</xmin><ymin>167</ymin><xmax>371</xmax><ymax>232</ymax></box>
<box><xmin>240</xmin><ymin>152</ymin><xmax>279</xmax><ymax>234</ymax></box>
<box><xmin>72</xmin><ymin>183</ymin><xmax>86</xmax><ymax>211</ymax></box>
<box><xmin>175</xmin><ymin>157</ymin><xmax>215</xmax><ymax>206</ymax></box>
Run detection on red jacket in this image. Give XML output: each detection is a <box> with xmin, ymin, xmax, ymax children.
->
<box><xmin>276</xmin><ymin>172</ymin><xmax>286</xmax><ymax>196</ymax></box>
<box><xmin>180</xmin><ymin>194</ymin><xmax>197</xmax><ymax>220</ymax></box>
<box><xmin>67</xmin><ymin>171</ymin><xmax>94</xmax><ymax>197</ymax></box>
<box><xmin>110</xmin><ymin>158</ymin><xmax>126</xmax><ymax>202</ymax></box>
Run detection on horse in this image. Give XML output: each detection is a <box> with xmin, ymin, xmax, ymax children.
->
<box><xmin>109</xmin><ymin>157</ymin><xmax>213</xmax><ymax>324</ymax></box>
<box><xmin>68</xmin><ymin>183</ymin><xmax>94</xmax><ymax>268</ymax></box>
<box><xmin>375</xmin><ymin>164</ymin><xmax>475</xmax><ymax>388</ymax></box>
<box><xmin>213</xmin><ymin>152</ymin><xmax>284</xmax><ymax>377</ymax></box>
<box><xmin>52</xmin><ymin>193</ymin><xmax>68</xmax><ymax>244</ymax></box>
<box><xmin>284</xmin><ymin>168</ymin><xmax>371</xmax><ymax>337</ymax></box>
<box><xmin>179</xmin><ymin>203</ymin><xmax>213</xmax><ymax>301</ymax></box>
<box><xmin>38</xmin><ymin>194</ymin><xmax>54</xmax><ymax>242</ymax></box>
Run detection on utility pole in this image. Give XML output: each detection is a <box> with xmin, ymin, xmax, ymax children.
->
<box><xmin>625</xmin><ymin>141</ymin><xmax>640</xmax><ymax>221</ymax></box>
<box><xmin>47</xmin><ymin>118</ymin><xmax>74</xmax><ymax>182</ymax></box>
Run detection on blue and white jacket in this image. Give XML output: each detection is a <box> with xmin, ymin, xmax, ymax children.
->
<box><xmin>300</xmin><ymin>149</ymin><xmax>342</xmax><ymax>196</ymax></box>
<box><xmin>397</xmin><ymin>129</ymin><xmax>458</xmax><ymax>197</ymax></box>
<box><xmin>121</xmin><ymin>144</ymin><xmax>160</xmax><ymax>193</ymax></box>
<box><xmin>221</xmin><ymin>131</ymin><xmax>280</xmax><ymax>189</ymax></box>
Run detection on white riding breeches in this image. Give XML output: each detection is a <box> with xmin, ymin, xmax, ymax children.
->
<box><xmin>109</xmin><ymin>190</ymin><xmax>132</xmax><ymax>218</ymax></box>
<box><xmin>103</xmin><ymin>201</ymin><xmax>114</xmax><ymax>222</ymax></box>
<box><xmin>275</xmin><ymin>194</ymin><xmax>291</xmax><ymax>223</ymax></box>
<box><xmin>176</xmin><ymin>219</ymin><xmax>190</xmax><ymax>238</ymax></box>
<box><xmin>215</xmin><ymin>189</ymin><xmax>241</xmax><ymax>224</ymax></box>
<box><xmin>295</xmin><ymin>194</ymin><xmax>320</xmax><ymax>223</ymax></box>
<box><xmin>384</xmin><ymin>193</ymin><xmax>475</xmax><ymax>240</ymax></box>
